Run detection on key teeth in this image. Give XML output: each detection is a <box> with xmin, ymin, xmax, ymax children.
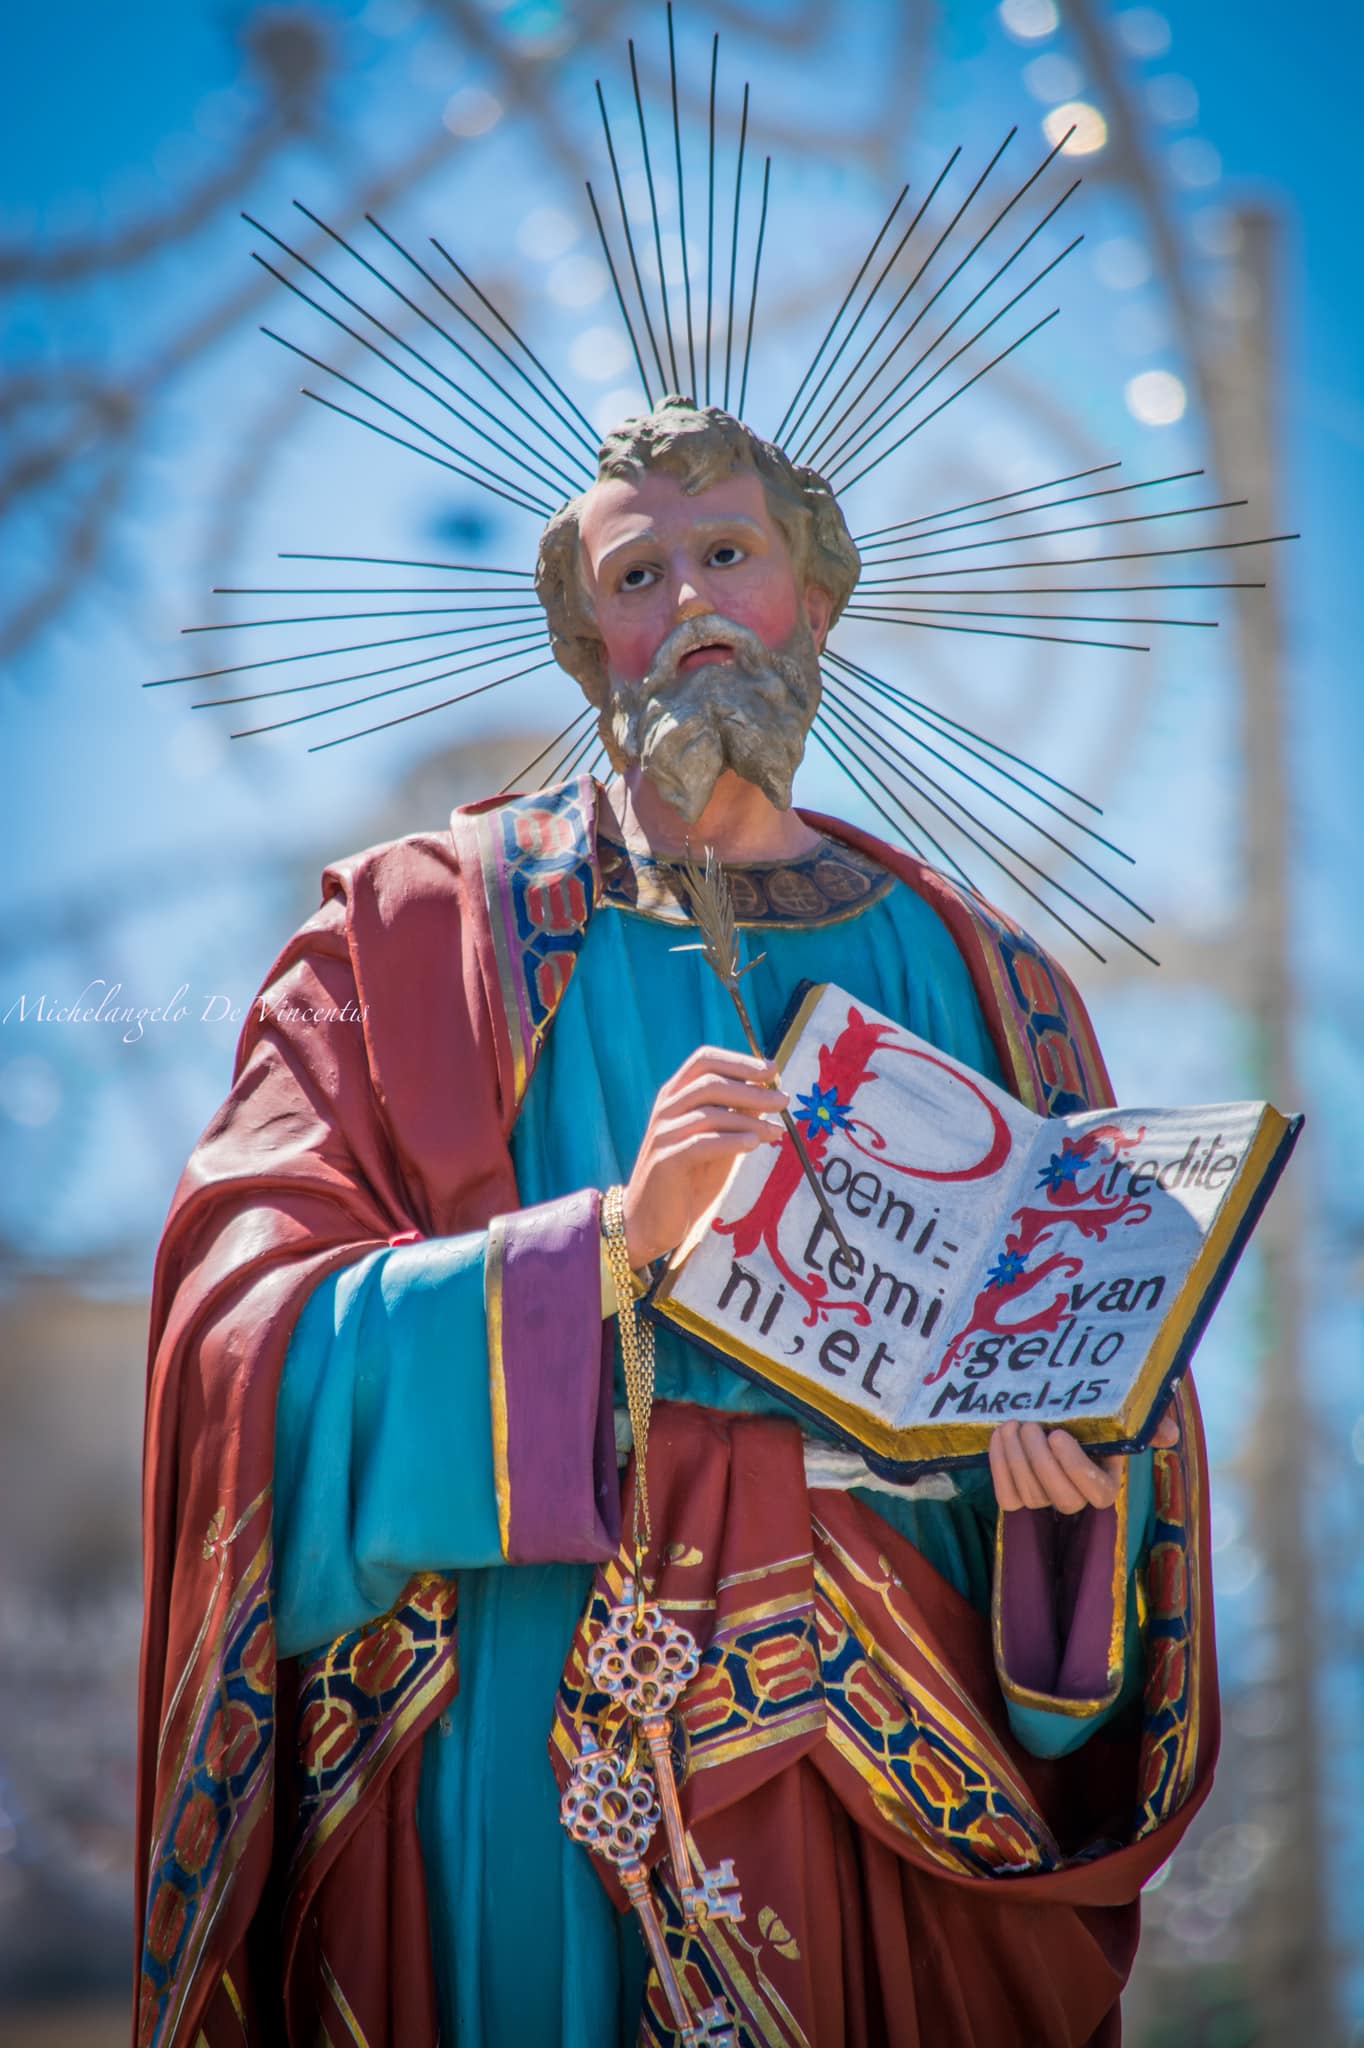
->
<box><xmin>683</xmin><ymin>1858</ymin><xmax>744</xmax><ymax>1926</ymax></box>
<box><xmin>686</xmin><ymin>2000</ymin><xmax>738</xmax><ymax>2046</ymax></box>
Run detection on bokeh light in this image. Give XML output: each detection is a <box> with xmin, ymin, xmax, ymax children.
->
<box><xmin>1115</xmin><ymin>7</ymin><xmax>1173</xmax><ymax>59</ymax></box>
<box><xmin>442</xmin><ymin>85</ymin><xmax>503</xmax><ymax>137</ymax></box>
<box><xmin>998</xmin><ymin>0</ymin><xmax>1059</xmax><ymax>41</ymax></box>
<box><xmin>1022</xmin><ymin>53</ymin><xmax>1082</xmax><ymax>103</ymax></box>
<box><xmin>1043</xmin><ymin>100</ymin><xmax>1109</xmax><ymax>154</ymax></box>
<box><xmin>1125</xmin><ymin>367</ymin><xmax>1188</xmax><ymax>424</ymax></box>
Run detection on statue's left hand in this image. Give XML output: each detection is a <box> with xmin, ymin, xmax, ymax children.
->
<box><xmin>989</xmin><ymin>1405</ymin><xmax>1180</xmax><ymax>1515</ymax></box>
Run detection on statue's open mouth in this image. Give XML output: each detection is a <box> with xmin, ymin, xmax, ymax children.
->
<box><xmin>677</xmin><ymin>642</ymin><xmax>737</xmax><ymax>675</ymax></box>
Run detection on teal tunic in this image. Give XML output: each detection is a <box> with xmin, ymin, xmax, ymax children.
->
<box><xmin>273</xmin><ymin>854</ymin><xmax>1154</xmax><ymax>2048</ymax></box>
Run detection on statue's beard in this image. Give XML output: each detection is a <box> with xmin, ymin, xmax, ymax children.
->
<box><xmin>603</xmin><ymin>612</ymin><xmax>822</xmax><ymax>824</ymax></box>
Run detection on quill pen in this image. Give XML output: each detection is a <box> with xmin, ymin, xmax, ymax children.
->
<box><xmin>673</xmin><ymin>844</ymin><xmax>857</xmax><ymax>1264</ymax></box>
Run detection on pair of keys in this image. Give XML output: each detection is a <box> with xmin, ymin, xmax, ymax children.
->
<box><xmin>560</xmin><ymin>1585</ymin><xmax>742</xmax><ymax>2045</ymax></box>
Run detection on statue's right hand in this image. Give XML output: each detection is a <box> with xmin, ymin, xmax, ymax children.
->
<box><xmin>621</xmin><ymin>1045</ymin><xmax>787</xmax><ymax>1269</ymax></box>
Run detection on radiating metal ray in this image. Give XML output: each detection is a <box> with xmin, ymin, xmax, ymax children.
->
<box><xmin>723</xmin><ymin>83</ymin><xmax>750</xmax><ymax>410</ymax></box>
<box><xmin>823</xmin><ymin>671</ymin><xmax>1151</xmax><ymax>918</ymax></box>
<box><xmin>197</xmin><ymin>630</ymin><xmax>548</xmax><ymax>712</ymax></box>
<box><xmin>278</xmin><ymin>553</ymin><xmax>533</xmax><ymax>575</ymax></box>
<box><xmin>367</xmin><ymin>210</ymin><xmax>600</xmax><ymax>464</ymax></box>
<box><xmin>587</xmin><ymin>181</ymin><xmax>655</xmax><ymax>406</ymax></box>
<box><xmin>782</xmin><ymin>148</ymin><xmax>961</xmax><ymax>456</ymax></box>
<box><xmin>820</xmin><ymin>194</ymin><xmax>1082</xmax><ymax>476</ymax></box>
<box><xmin>887</xmin><ymin>532</ymin><xmax>1299</xmax><ymax>580</ymax></box>
<box><xmin>857</xmin><ymin>581</ymin><xmax>1263</xmax><ymax>595</ymax></box>
<box><xmin>738</xmin><ymin>157</ymin><xmax>771</xmax><ymax>420</ymax></box>
<box><xmin>667</xmin><ymin>4</ymin><xmax>698</xmax><ymax>397</ymax></box>
<box><xmin>705</xmin><ymin>33</ymin><xmax>718</xmax><ymax>403</ymax></box>
<box><xmin>842</xmin><ymin>607</ymin><xmax>1145</xmax><ymax>651</ymax></box>
<box><xmin>809</xmin><ymin>127</ymin><xmax>1078</xmax><ymax>471</ymax></box>
<box><xmin>214</xmin><ymin>586</ymin><xmax>542</xmax><ymax>597</ymax></box>
<box><xmin>184</xmin><ymin>605</ymin><xmax>540</xmax><ymax>633</ymax></box>
<box><xmin>858</xmin><ymin>495</ymin><xmax>1249</xmax><ymax>570</ymax></box>
<box><xmin>825</xmin><ymin>646</ymin><xmax>1102</xmax><ymax>812</ymax></box>
<box><xmin>815</xmin><ymin>709</ymin><xmax>978</xmax><ymax>889</ymax></box>
<box><xmin>199</xmin><ymin>629</ymin><xmax>547</xmax><ymax>708</ymax></box>
<box><xmin>855</xmin><ymin>468</ymin><xmax>1203</xmax><ymax>550</ymax></box>
<box><xmin>834</xmin><ymin>308</ymin><xmax>1060</xmax><ymax>492</ymax></box>
<box><xmin>309</xmin><ymin>656</ymin><xmax>559</xmax><ymax>754</ymax></box>
<box><xmin>824</xmin><ymin>680</ymin><xmax>1159</xmax><ymax>963</ymax></box>
<box><xmin>818</xmin><ymin>691</ymin><xmax>1112</xmax><ymax>960</ymax></box>
<box><xmin>823</xmin><ymin>234</ymin><xmax>1081</xmax><ymax>481</ymax></box>
<box><xmin>261</xmin><ymin>319</ymin><xmax>566</xmax><ymax>505</ymax></box>
<box><xmin>232</xmin><ymin>636</ymin><xmax>551</xmax><ymax>737</ymax></box>
<box><xmin>504</xmin><ymin>706</ymin><xmax>597</xmax><ymax>793</ymax></box>
<box><xmin>822</xmin><ymin>650</ymin><xmax>1122</xmax><ymax>847</ymax></box>
<box><xmin>245</xmin><ymin>224</ymin><xmax>583</xmax><ymax>499</ymax></box>
<box><xmin>295</xmin><ymin>202</ymin><xmax>588</xmax><ymax>471</ymax></box>
<box><xmin>557</xmin><ymin>721</ymin><xmax>602</xmax><ymax>784</ymax></box>
<box><xmin>629</xmin><ymin>37</ymin><xmax>680</xmax><ymax>391</ymax></box>
<box><xmin>596</xmin><ymin>80</ymin><xmax>668</xmax><ymax>396</ymax></box>
<box><xmin>852</xmin><ymin>462</ymin><xmax>1122</xmax><ymax>543</ymax></box>
<box><xmin>807</xmin><ymin>722</ymin><xmax>933</xmax><ymax>868</ymax></box>
<box><xmin>301</xmin><ymin>387</ymin><xmax>551</xmax><ymax>515</ymax></box>
<box><xmin>774</xmin><ymin>184</ymin><xmax>909</xmax><ymax>444</ymax></box>
<box><xmin>189</xmin><ymin>645</ymin><xmax>473</xmax><ymax>706</ymax></box>
<box><xmin>806</xmin><ymin>724</ymin><xmax>933</xmax><ymax>868</ymax></box>
<box><xmin>427</xmin><ymin>242</ymin><xmax>599</xmax><ymax>450</ymax></box>
<box><xmin>540</xmin><ymin>709</ymin><xmax>601</xmax><ymax>787</ymax></box>
<box><xmin>842</xmin><ymin>601</ymin><xmax>1212</xmax><ymax>627</ymax></box>
<box><xmin>148</xmin><ymin>621</ymin><xmax>543</xmax><ymax>687</ymax></box>
<box><xmin>792</xmin><ymin>130</ymin><xmax>1016</xmax><ymax>463</ymax></box>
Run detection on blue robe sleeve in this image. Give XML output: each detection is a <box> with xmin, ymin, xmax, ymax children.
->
<box><xmin>273</xmin><ymin>1234</ymin><xmax>505</xmax><ymax>1660</ymax></box>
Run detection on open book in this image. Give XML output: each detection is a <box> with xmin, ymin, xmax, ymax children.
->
<box><xmin>648</xmin><ymin>981</ymin><xmax>1301</xmax><ymax>1477</ymax></box>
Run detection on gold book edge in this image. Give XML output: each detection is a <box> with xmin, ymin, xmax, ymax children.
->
<box><xmin>651</xmin><ymin>1104</ymin><xmax>1295</xmax><ymax>1470</ymax></box>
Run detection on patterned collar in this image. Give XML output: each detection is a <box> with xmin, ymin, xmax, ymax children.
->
<box><xmin>596</xmin><ymin>824</ymin><xmax>895</xmax><ymax>928</ymax></box>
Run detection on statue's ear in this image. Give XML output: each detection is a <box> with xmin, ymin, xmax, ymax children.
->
<box><xmin>804</xmin><ymin>583</ymin><xmax>834</xmax><ymax>650</ymax></box>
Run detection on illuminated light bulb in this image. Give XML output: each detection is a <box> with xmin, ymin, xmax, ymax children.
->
<box><xmin>1125</xmin><ymin>369</ymin><xmax>1187</xmax><ymax>426</ymax></box>
<box><xmin>1043</xmin><ymin>101</ymin><xmax>1108</xmax><ymax>155</ymax></box>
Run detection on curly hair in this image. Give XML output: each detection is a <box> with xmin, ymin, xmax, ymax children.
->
<box><xmin>534</xmin><ymin>397</ymin><xmax>861</xmax><ymax>704</ymax></box>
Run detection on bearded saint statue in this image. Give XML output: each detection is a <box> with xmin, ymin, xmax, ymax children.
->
<box><xmin>135</xmin><ymin>398</ymin><xmax>1216</xmax><ymax>2048</ymax></box>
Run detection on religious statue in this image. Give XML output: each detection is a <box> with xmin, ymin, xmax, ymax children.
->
<box><xmin>134</xmin><ymin>396</ymin><xmax>1216</xmax><ymax>2048</ymax></box>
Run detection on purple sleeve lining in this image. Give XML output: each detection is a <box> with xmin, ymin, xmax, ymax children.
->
<box><xmin>997</xmin><ymin>1502</ymin><xmax>1122</xmax><ymax>1703</ymax></box>
<box><xmin>491</xmin><ymin>1187</ymin><xmax>621</xmax><ymax>1565</ymax></box>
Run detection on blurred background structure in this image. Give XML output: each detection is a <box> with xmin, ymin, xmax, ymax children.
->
<box><xmin>1</xmin><ymin>1</ymin><xmax>1360</xmax><ymax>2042</ymax></box>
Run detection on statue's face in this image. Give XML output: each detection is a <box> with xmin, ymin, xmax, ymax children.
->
<box><xmin>576</xmin><ymin>468</ymin><xmax>832</xmax><ymax>820</ymax></box>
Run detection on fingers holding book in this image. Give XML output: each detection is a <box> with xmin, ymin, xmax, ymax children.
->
<box><xmin>989</xmin><ymin>1401</ymin><xmax>1179</xmax><ymax>1515</ymax></box>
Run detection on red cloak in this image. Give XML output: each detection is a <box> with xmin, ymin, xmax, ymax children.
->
<box><xmin>135</xmin><ymin>778</ymin><xmax>1217</xmax><ymax>2047</ymax></box>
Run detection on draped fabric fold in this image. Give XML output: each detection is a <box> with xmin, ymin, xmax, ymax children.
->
<box><xmin>553</xmin><ymin>1393</ymin><xmax>1215</xmax><ymax>2047</ymax></box>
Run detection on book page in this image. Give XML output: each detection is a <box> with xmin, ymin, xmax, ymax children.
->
<box><xmin>653</xmin><ymin>984</ymin><xmax>1040</xmax><ymax>1432</ymax></box>
<box><xmin>905</xmin><ymin>1101</ymin><xmax>1268</xmax><ymax>1433</ymax></box>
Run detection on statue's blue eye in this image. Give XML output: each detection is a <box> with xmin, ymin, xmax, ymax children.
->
<box><xmin>620</xmin><ymin>565</ymin><xmax>658</xmax><ymax>590</ymax></box>
<box><xmin>708</xmin><ymin>544</ymin><xmax>743</xmax><ymax>568</ymax></box>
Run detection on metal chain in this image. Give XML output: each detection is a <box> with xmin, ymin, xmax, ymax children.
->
<box><xmin>602</xmin><ymin>1183</ymin><xmax>655</xmax><ymax>1583</ymax></box>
